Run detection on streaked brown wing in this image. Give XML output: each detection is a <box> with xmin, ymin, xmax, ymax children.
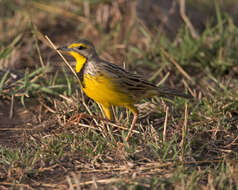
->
<box><xmin>100</xmin><ymin>61</ymin><xmax>157</xmax><ymax>98</ymax></box>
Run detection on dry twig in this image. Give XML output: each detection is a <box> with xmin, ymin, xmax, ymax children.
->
<box><xmin>179</xmin><ymin>0</ymin><xmax>198</xmax><ymax>39</ymax></box>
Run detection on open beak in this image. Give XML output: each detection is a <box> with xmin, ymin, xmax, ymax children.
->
<box><xmin>57</xmin><ymin>46</ymin><xmax>71</xmax><ymax>51</ymax></box>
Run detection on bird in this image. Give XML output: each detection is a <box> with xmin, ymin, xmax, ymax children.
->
<box><xmin>57</xmin><ymin>39</ymin><xmax>192</xmax><ymax>141</ymax></box>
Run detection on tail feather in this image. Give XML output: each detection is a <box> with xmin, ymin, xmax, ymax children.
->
<box><xmin>157</xmin><ymin>87</ymin><xmax>193</xmax><ymax>99</ymax></box>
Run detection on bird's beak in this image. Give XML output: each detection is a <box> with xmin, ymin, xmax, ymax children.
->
<box><xmin>57</xmin><ymin>46</ymin><xmax>71</xmax><ymax>52</ymax></box>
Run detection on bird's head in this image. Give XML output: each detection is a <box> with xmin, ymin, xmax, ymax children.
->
<box><xmin>57</xmin><ymin>39</ymin><xmax>97</xmax><ymax>72</ymax></box>
<box><xmin>57</xmin><ymin>39</ymin><xmax>97</xmax><ymax>60</ymax></box>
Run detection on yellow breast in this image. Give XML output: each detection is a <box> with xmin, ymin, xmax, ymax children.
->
<box><xmin>82</xmin><ymin>73</ymin><xmax>134</xmax><ymax>107</ymax></box>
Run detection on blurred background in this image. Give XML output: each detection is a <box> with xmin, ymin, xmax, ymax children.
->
<box><xmin>1</xmin><ymin>0</ymin><xmax>238</xmax><ymax>72</ymax></box>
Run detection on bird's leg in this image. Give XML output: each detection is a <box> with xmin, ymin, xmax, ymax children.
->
<box><xmin>125</xmin><ymin>113</ymin><xmax>138</xmax><ymax>141</ymax></box>
<box><xmin>100</xmin><ymin>103</ymin><xmax>113</xmax><ymax>120</ymax></box>
<box><xmin>67</xmin><ymin>113</ymin><xmax>88</xmax><ymax>125</ymax></box>
<box><xmin>67</xmin><ymin>112</ymin><xmax>111</xmax><ymax>126</ymax></box>
<box><xmin>125</xmin><ymin>105</ymin><xmax>139</xmax><ymax>141</ymax></box>
<box><xmin>67</xmin><ymin>104</ymin><xmax>114</xmax><ymax>128</ymax></box>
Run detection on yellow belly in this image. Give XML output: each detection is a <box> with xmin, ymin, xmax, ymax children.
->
<box><xmin>82</xmin><ymin>74</ymin><xmax>134</xmax><ymax>107</ymax></box>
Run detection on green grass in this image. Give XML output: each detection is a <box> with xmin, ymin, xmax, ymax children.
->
<box><xmin>0</xmin><ymin>0</ymin><xmax>238</xmax><ymax>189</ymax></box>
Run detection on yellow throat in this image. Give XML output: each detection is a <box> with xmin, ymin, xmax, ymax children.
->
<box><xmin>69</xmin><ymin>51</ymin><xmax>87</xmax><ymax>72</ymax></box>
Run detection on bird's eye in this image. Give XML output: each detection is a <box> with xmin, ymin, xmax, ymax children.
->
<box><xmin>77</xmin><ymin>46</ymin><xmax>87</xmax><ymax>50</ymax></box>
